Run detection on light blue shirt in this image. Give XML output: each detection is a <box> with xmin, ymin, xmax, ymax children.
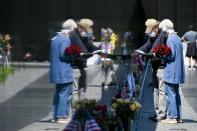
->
<box><xmin>50</xmin><ymin>33</ymin><xmax>73</xmax><ymax>84</ymax></box>
<box><xmin>163</xmin><ymin>34</ymin><xmax>185</xmax><ymax>84</ymax></box>
<box><xmin>182</xmin><ymin>30</ymin><xmax>197</xmax><ymax>43</ymax></box>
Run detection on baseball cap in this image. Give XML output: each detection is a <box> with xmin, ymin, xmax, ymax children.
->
<box><xmin>145</xmin><ymin>19</ymin><xmax>159</xmax><ymax>33</ymax></box>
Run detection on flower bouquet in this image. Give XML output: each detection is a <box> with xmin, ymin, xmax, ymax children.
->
<box><xmin>73</xmin><ymin>99</ymin><xmax>117</xmax><ymax>130</ymax></box>
<box><xmin>152</xmin><ymin>44</ymin><xmax>171</xmax><ymax>68</ymax></box>
<box><xmin>111</xmin><ymin>98</ymin><xmax>141</xmax><ymax>131</ymax></box>
<box><xmin>65</xmin><ymin>44</ymin><xmax>82</xmax><ymax>69</ymax></box>
<box><xmin>72</xmin><ymin>97</ymin><xmax>141</xmax><ymax>131</ymax></box>
<box><xmin>65</xmin><ymin>44</ymin><xmax>81</xmax><ymax>55</ymax></box>
<box><xmin>153</xmin><ymin>44</ymin><xmax>171</xmax><ymax>57</ymax></box>
<box><xmin>0</xmin><ymin>34</ymin><xmax>12</xmax><ymax>67</ymax></box>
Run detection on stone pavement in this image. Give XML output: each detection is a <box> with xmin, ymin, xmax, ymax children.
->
<box><xmin>132</xmin><ymin>64</ymin><xmax>197</xmax><ymax>131</ymax></box>
<box><xmin>0</xmin><ymin>62</ymin><xmax>197</xmax><ymax>131</ymax></box>
<box><xmin>0</xmin><ymin>64</ymin><xmax>57</xmax><ymax>131</ymax></box>
<box><xmin>0</xmin><ymin>63</ymin><xmax>124</xmax><ymax>131</ymax></box>
<box><xmin>0</xmin><ymin>66</ymin><xmax>49</xmax><ymax>103</ymax></box>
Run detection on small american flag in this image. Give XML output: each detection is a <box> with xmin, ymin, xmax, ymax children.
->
<box><xmin>64</xmin><ymin>111</ymin><xmax>81</xmax><ymax>131</ymax></box>
<box><xmin>84</xmin><ymin>110</ymin><xmax>101</xmax><ymax>131</ymax></box>
<box><xmin>120</xmin><ymin>83</ymin><xmax>130</xmax><ymax>99</ymax></box>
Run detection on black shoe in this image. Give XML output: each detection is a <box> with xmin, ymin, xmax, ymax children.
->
<box><xmin>148</xmin><ymin>116</ymin><xmax>158</xmax><ymax>122</ymax></box>
<box><xmin>109</xmin><ymin>82</ymin><xmax>116</xmax><ymax>86</ymax></box>
<box><xmin>188</xmin><ymin>65</ymin><xmax>191</xmax><ymax>68</ymax></box>
<box><xmin>148</xmin><ymin>116</ymin><xmax>165</xmax><ymax>122</ymax></box>
<box><xmin>101</xmin><ymin>82</ymin><xmax>105</xmax><ymax>87</ymax></box>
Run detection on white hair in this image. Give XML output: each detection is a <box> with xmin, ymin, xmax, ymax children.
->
<box><xmin>62</xmin><ymin>19</ymin><xmax>77</xmax><ymax>31</ymax></box>
<box><xmin>159</xmin><ymin>19</ymin><xmax>175</xmax><ymax>34</ymax></box>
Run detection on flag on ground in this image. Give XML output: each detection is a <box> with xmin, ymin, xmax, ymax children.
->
<box><xmin>64</xmin><ymin>111</ymin><xmax>81</xmax><ymax>131</ymax></box>
<box><xmin>120</xmin><ymin>82</ymin><xmax>130</xmax><ymax>99</ymax></box>
<box><xmin>85</xmin><ymin>110</ymin><xmax>101</xmax><ymax>131</ymax></box>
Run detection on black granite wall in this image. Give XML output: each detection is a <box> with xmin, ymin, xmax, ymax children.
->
<box><xmin>0</xmin><ymin>0</ymin><xmax>195</xmax><ymax>61</ymax></box>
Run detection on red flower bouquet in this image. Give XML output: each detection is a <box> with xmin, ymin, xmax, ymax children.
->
<box><xmin>65</xmin><ymin>44</ymin><xmax>82</xmax><ymax>69</ymax></box>
<box><xmin>65</xmin><ymin>43</ymin><xmax>81</xmax><ymax>55</ymax></box>
<box><xmin>153</xmin><ymin>44</ymin><xmax>171</xmax><ymax>57</ymax></box>
<box><xmin>152</xmin><ymin>44</ymin><xmax>171</xmax><ymax>68</ymax></box>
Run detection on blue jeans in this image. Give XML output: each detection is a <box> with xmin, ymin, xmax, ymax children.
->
<box><xmin>52</xmin><ymin>82</ymin><xmax>72</xmax><ymax>119</ymax></box>
<box><xmin>165</xmin><ymin>82</ymin><xmax>182</xmax><ymax>119</ymax></box>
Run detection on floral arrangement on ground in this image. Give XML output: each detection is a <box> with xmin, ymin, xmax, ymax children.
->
<box><xmin>71</xmin><ymin>98</ymin><xmax>141</xmax><ymax>131</ymax></box>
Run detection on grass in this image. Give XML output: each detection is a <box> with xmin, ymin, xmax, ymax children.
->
<box><xmin>0</xmin><ymin>67</ymin><xmax>15</xmax><ymax>82</ymax></box>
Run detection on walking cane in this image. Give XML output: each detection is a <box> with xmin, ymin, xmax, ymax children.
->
<box><xmin>132</xmin><ymin>58</ymin><xmax>150</xmax><ymax>131</ymax></box>
<box><xmin>138</xmin><ymin>59</ymin><xmax>150</xmax><ymax>102</ymax></box>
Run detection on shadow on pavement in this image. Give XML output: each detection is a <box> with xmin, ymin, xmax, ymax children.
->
<box><xmin>36</xmin><ymin>119</ymin><xmax>53</xmax><ymax>123</ymax></box>
<box><xmin>0</xmin><ymin>73</ymin><xmax>53</xmax><ymax>131</ymax></box>
<box><xmin>181</xmin><ymin>119</ymin><xmax>197</xmax><ymax>123</ymax></box>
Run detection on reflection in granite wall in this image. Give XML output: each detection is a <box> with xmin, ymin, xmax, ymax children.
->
<box><xmin>0</xmin><ymin>0</ymin><xmax>196</xmax><ymax>61</ymax></box>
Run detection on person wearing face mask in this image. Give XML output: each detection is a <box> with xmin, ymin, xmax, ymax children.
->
<box><xmin>149</xmin><ymin>31</ymin><xmax>157</xmax><ymax>42</ymax></box>
<box><xmin>77</xmin><ymin>19</ymin><xmax>100</xmax><ymax>52</ymax></box>
<box><xmin>159</xmin><ymin>19</ymin><xmax>185</xmax><ymax>124</ymax></box>
<box><xmin>137</xmin><ymin>19</ymin><xmax>162</xmax><ymax>53</ymax></box>
<box><xmin>70</xmin><ymin>18</ymin><xmax>100</xmax><ymax>100</ymax></box>
<box><xmin>63</xmin><ymin>19</ymin><xmax>89</xmax><ymax>103</ymax></box>
<box><xmin>133</xmin><ymin>18</ymin><xmax>167</xmax><ymax>122</ymax></box>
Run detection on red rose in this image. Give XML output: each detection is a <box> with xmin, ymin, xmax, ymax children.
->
<box><xmin>65</xmin><ymin>43</ymin><xmax>81</xmax><ymax>55</ymax></box>
<box><xmin>153</xmin><ymin>44</ymin><xmax>171</xmax><ymax>56</ymax></box>
<box><xmin>96</xmin><ymin>105</ymin><xmax>102</xmax><ymax>110</ymax></box>
<box><xmin>101</xmin><ymin>105</ymin><xmax>108</xmax><ymax>113</ymax></box>
<box><xmin>65</xmin><ymin>47</ymin><xmax>72</xmax><ymax>55</ymax></box>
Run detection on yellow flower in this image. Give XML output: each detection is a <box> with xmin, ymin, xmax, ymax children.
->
<box><xmin>110</xmin><ymin>33</ymin><xmax>118</xmax><ymax>49</ymax></box>
<box><xmin>129</xmin><ymin>102</ymin><xmax>141</xmax><ymax>111</ymax></box>
<box><xmin>112</xmin><ymin>103</ymin><xmax>118</xmax><ymax>109</ymax></box>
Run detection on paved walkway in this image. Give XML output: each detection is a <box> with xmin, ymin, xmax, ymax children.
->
<box><xmin>0</xmin><ymin>62</ymin><xmax>197</xmax><ymax>131</ymax></box>
<box><xmin>132</xmin><ymin>64</ymin><xmax>197</xmax><ymax>131</ymax></box>
<box><xmin>0</xmin><ymin>66</ymin><xmax>54</xmax><ymax>131</ymax></box>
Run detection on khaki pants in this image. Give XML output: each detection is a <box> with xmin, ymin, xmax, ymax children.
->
<box><xmin>153</xmin><ymin>69</ymin><xmax>167</xmax><ymax>118</ymax></box>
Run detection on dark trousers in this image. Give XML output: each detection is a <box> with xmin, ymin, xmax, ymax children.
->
<box><xmin>77</xmin><ymin>68</ymin><xmax>87</xmax><ymax>100</ymax></box>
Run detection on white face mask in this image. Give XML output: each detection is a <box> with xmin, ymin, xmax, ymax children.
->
<box><xmin>80</xmin><ymin>32</ymin><xmax>88</xmax><ymax>37</ymax></box>
<box><xmin>149</xmin><ymin>32</ymin><xmax>157</xmax><ymax>37</ymax></box>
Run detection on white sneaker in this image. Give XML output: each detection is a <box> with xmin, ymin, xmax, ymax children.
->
<box><xmin>51</xmin><ymin>118</ymin><xmax>71</xmax><ymax>124</ymax></box>
<box><xmin>56</xmin><ymin>118</ymin><xmax>71</xmax><ymax>124</ymax></box>
<box><xmin>160</xmin><ymin>118</ymin><xmax>178</xmax><ymax>124</ymax></box>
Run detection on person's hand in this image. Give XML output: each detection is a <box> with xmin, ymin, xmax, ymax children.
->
<box><xmin>145</xmin><ymin>52</ymin><xmax>154</xmax><ymax>59</ymax></box>
<box><xmin>80</xmin><ymin>53</ymin><xmax>93</xmax><ymax>58</ymax></box>
<box><xmin>92</xmin><ymin>50</ymin><xmax>101</xmax><ymax>54</ymax></box>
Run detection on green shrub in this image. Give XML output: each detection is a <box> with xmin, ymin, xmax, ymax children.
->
<box><xmin>0</xmin><ymin>67</ymin><xmax>15</xmax><ymax>82</ymax></box>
